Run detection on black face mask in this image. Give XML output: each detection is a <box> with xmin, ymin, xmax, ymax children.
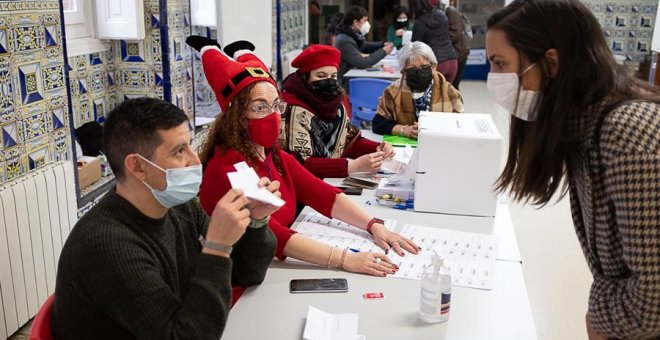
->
<box><xmin>405</xmin><ymin>66</ymin><xmax>433</xmax><ymax>92</ymax></box>
<box><xmin>309</xmin><ymin>78</ymin><xmax>340</xmax><ymax>97</ymax></box>
<box><xmin>396</xmin><ymin>20</ymin><xmax>408</xmax><ymax>29</ymax></box>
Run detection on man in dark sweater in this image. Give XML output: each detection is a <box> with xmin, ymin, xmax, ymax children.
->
<box><xmin>51</xmin><ymin>98</ymin><xmax>280</xmax><ymax>340</ymax></box>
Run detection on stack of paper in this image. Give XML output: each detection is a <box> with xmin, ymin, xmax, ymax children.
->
<box><xmin>291</xmin><ymin>213</ymin><xmax>498</xmax><ymax>290</ymax></box>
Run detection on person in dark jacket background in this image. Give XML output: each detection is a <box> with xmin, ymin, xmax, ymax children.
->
<box><xmin>410</xmin><ymin>0</ymin><xmax>458</xmax><ymax>84</ymax></box>
<box><xmin>334</xmin><ymin>6</ymin><xmax>394</xmax><ymax>89</ymax></box>
<box><xmin>439</xmin><ymin>0</ymin><xmax>470</xmax><ymax>89</ymax></box>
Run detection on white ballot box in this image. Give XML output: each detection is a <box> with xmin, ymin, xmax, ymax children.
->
<box><xmin>414</xmin><ymin>112</ymin><xmax>502</xmax><ymax>217</ymax></box>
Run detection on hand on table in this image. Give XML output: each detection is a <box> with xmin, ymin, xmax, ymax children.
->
<box><xmin>402</xmin><ymin>123</ymin><xmax>419</xmax><ymax>139</ymax></box>
<box><xmin>371</xmin><ymin>223</ymin><xmax>420</xmax><ymax>256</ymax></box>
<box><xmin>342</xmin><ymin>251</ymin><xmax>398</xmax><ymax>277</ymax></box>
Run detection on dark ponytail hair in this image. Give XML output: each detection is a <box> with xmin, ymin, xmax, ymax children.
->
<box><xmin>490</xmin><ymin>0</ymin><xmax>660</xmax><ymax>205</ymax></box>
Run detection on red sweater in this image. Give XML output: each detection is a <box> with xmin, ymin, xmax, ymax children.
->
<box><xmin>302</xmin><ymin>136</ymin><xmax>381</xmax><ymax>178</ymax></box>
<box><xmin>199</xmin><ymin>147</ymin><xmax>341</xmax><ymax>260</ymax></box>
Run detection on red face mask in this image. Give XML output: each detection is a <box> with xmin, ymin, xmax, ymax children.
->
<box><xmin>247</xmin><ymin>112</ymin><xmax>281</xmax><ymax>148</ymax></box>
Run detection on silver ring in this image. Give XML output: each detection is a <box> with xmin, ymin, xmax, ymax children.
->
<box><xmin>375</xmin><ymin>258</ymin><xmax>382</xmax><ymax>265</ymax></box>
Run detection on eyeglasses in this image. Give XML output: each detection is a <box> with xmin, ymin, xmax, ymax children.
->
<box><xmin>250</xmin><ymin>101</ymin><xmax>288</xmax><ymax>117</ymax></box>
<box><xmin>404</xmin><ymin>64</ymin><xmax>432</xmax><ymax>73</ymax></box>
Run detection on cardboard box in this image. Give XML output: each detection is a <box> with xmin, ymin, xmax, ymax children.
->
<box><xmin>77</xmin><ymin>156</ymin><xmax>102</xmax><ymax>190</ymax></box>
<box><xmin>414</xmin><ymin>112</ymin><xmax>503</xmax><ymax>217</ymax></box>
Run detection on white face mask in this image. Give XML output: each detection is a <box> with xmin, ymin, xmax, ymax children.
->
<box><xmin>360</xmin><ymin>21</ymin><xmax>371</xmax><ymax>36</ymax></box>
<box><xmin>137</xmin><ymin>154</ymin><xmax>202</xmax><ymax>208</ymax></box>
<box><xmin>486</xmin><ymin>64</ymin><xmax>540</xmax><ymax>121</ymax></box>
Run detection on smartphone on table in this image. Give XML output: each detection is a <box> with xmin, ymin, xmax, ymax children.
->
<box><xmin>289</xmin><ymin>278</ymin><xmax>349</xmax><ymax>293</ymax></box>
<box><xmin>334</xmin><ymin>186</ymin><xmax>363</xmax><ymax>196</ymax></box>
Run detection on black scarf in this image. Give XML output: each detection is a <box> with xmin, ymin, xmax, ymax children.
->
<box><xmin>281</xmin><ymin>72</ymin><xmax>344</xmax><ymax>122</ymax></box>
<box><xmin>337</xmin><ymin>23</ymin><xmax>364</xmax><ymax>48</ymax></box>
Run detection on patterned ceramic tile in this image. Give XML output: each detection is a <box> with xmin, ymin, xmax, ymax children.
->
<box><xmin>191</xmin><ymin>25</ymin><xmax>219</xmax><ymax>118</ymax></box>
<box><xmin>22</xmin><ymin>111</ymin><xmax>48</xmax><ymax>140</ymax></box>
<box><xmin>0</xmin><ymin>2</ymin><xmax>69</xmax><ymax>185</ymax></box>
<box><xmin>586</xmin><ymin>0</ymin><xmax>657</xmax><ymax>63</ymax></box>
<box><xmin>112</xmin><ymin>1</ymin><xmax>166</xmax><ymax>103</ymax></box>
<box><xmin>0</xmin><ymin>62</ymin><xmax>13</xmax><ymax>117</ymax></box>
<box><xmin>68</xmin><ymin>44</ymin><xmax>117</xmax><ymax>128</ymax></box>
<box><xmin>27</xmin><ymin>144</ymin><xmax>48</xmax><ymax>170</ymax></box>
<box><xmin>167</xmin><ymin>0</ymin><xmax>193</xmax><ymax>121</ymax></box>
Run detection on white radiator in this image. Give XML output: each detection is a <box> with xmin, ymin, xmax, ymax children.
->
<box><xmin>0</xmin><ymin>161</ymin><xmax>77</xmax><ymax>338</ymax></box>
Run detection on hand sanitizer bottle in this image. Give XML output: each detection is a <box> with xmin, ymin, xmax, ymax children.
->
<box><xmin>419</xmin><ymin>250</ymin><xmax>451</xmax><ymax>323</ymax></box>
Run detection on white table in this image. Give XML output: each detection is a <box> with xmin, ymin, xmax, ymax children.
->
<box><xmin>220</xmin><ymin>180</ymin><xmax>535</xmax><ymax>339</ymax></box>
<box><xmin>222</xmin><ymin>260</ymin><xmax>536</xmax><ymax>340</ymax></box>
<box><xmin>344</xmin><ymin>68</ymin><xmax>402</xmax><ymax>80</ymax></box>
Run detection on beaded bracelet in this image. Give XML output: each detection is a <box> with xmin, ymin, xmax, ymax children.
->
<box><xmin>339</xmin><ymin>247</ymin><xmax>348</xmax><ymax>269</ymax></box>
<box><xmin>326</xmin><ymin>246</ymin><xmax>336</xmax><ymax>268</ymax></box>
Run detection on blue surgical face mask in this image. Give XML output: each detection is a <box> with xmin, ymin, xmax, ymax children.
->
<box><xmin>137</xmin><ymin>154</ymin><xmax>202</xmax><ymax>208</ymax></box>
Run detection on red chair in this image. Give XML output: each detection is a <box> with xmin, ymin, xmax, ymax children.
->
<box><xmin>29</xmin><ymin>295</ymin><xmax>55</xmax><ymax>340</ymax></box>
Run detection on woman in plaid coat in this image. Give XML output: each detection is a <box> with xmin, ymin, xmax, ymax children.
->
<box><xmin>486</xmin><ymin>1</ymin><xmax>660</xmax><ymax>339</ymax></box>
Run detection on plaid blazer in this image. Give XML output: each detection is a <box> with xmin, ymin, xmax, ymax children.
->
<box><xmin>568</xmin><ymin>99</ymin><xmax>660</xmax><ymax>339</ymax></box>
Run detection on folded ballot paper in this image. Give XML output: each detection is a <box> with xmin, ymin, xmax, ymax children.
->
<box><xmin>226</xmin><ymin>162</ymin><xmax>285</xmax><ymax>207</ymax></box>
<box><xmin>303</xmin><ymin>306</ymin><xmax>366</xmax><ymax>340</ymax></box>
<box><xmin>375</xmin><ymin>146</ymin><xmax>418</xmax><ymax>200</ymax></box>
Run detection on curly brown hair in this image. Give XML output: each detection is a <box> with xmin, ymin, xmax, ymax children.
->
<box><xmin>199</xmin><ymin>82</ymin><xmax>283</xmax><ymax>174</ymax></box>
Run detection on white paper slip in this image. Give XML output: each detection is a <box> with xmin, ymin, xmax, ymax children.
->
<box><xmin>227</xmin><ymin>162</ymin><xmax>285</xmax><ymax>207</ymax></box>
<box><xmin>303</xmin><ymin>306</ymin><xmax>365</xmax><ymax>340</ymax></box>
<box><xmin>380</xmin><ymin>158</ymin><xmax>407</xmax><ymax>174</ymax></box>
<box><xmin>294</xmin><ymin>212</ymin><xmax>396</xmax><ymax>240</ymax></box>
<box><xmin>387</xmin><ymin>224</ymin><xmax>498</xmax><ymax>290</ymax></box>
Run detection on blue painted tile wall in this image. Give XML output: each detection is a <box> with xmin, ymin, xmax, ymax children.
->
<box><xmin>0</xmin><ymin>0</ymin><xmax>71</xmax><ymax>184</ymax></box>
<box><xmin>586</xmin><ymin>0</ymin><xmax>657</xmax><ymax>63</ymax></box>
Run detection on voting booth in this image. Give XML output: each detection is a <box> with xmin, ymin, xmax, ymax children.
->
<box><xmin>414</xmin><ymin>112</ymin><xmax>503</xmax><ymax>217</ymax></box>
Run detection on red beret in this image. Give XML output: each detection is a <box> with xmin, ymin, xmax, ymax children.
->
<box><xmin>291</xmin><ymin>45</ymin><xmax>341</xmax><ymax>74</ymax></box>
<box><xmin>200</xmin><ymin>46</ymin><xmax>276</xmax><ymax>112</ymax></box>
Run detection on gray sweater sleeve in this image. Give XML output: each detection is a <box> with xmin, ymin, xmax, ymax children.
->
<box><xmin>231</xmin><ymin>224</ymin><xmax>276</xmax><ymax>286</ymax></box>
<box><xmin>336</xmin><ymin>36</ymin><xmax>386</xmax><ymax>69</ymax></box>
<box><xmin>82</xmin><ymin>236</ymin><xmax>233</xmax><ymax>340</ymax></box>
<box><xmin>192</xmin><ymin>200</ymin><xmax>275</xmax><ymax>287</ymax></box>
<box><xmin>361</xmin><ymin>40</ymin><xmax>385</xmax><ymax>53</ymax></box>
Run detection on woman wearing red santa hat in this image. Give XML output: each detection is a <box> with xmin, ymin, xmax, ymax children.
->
<box><xmin>187</xmin><ymin>37</ymin><xmax>419</xmax><ymax>284</ymax></box>
<box><xmin>279</xmin><ymin>44</ymin><xmax>395</xmax><ymax>178</ymax></box>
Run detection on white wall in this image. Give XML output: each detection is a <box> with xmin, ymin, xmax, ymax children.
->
<box><xmin>217</xmin><ymin>0</ymin><xmax>273</xmax><ymax>68</ymax></box>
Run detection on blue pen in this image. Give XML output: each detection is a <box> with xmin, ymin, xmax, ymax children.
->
<box><xmin>349</xmin><ymin>248</ymin><xmax>361</xmax><ymax>253</ymax></box>
<box><xmin>393</xmin><ymin>203</ymin><xmax>414</xmax><ymax>210</ymax></box>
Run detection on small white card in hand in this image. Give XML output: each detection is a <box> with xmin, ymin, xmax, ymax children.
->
<box><xmin>226</xmin><ymin>162</ymin><xmax>285</xmax><ymax>207</ymax></box>
<box><xmin>303</xmin><ymin>306</ymin><xmax>365</xmax><ymax>340</ymax></box>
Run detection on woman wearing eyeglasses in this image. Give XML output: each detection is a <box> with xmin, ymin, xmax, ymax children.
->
<box><xmin>186</xmin><ymin>37</ymin><xmax>420</xmax><ymax>283</ymax></box>
<box><xmin>279</xmin><ymin>44</ymin><xmax>394</xmax><ymax>178</ymax></box>
<box><xmin>372</xmin><ymin>41</ymin><xmax>464</xmax><ymax>139</ymax></box>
